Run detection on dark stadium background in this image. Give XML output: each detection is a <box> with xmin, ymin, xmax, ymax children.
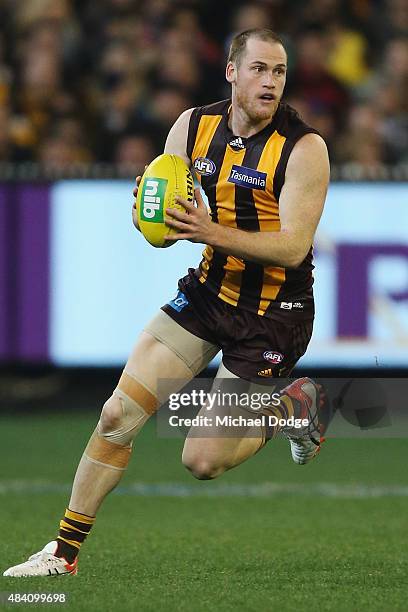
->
<box><xmin>1</xmin><ymin>1</ymin><xmax>407</xmax><ymax>611</ymax></box>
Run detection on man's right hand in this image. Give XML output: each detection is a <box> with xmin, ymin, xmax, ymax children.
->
<box><xmin>132</xmin><ymin>174</ymin><xmax>143</xmax><ymax>231</ymax></box>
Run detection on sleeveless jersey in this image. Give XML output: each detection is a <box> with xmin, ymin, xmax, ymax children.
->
<box><xmin>187</xmin><ymin>99</ymin><xmax>319</xmax><ymax>320</ymax></box>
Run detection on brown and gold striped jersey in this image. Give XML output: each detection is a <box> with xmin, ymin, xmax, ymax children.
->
<box><xmin>187</xmin><ymin>99</ymin><xmax>319</xmax><ymax>319</ymax></box>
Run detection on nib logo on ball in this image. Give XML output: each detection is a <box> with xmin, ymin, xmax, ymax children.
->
<box><xmin>140</xmin><ymin>178</ymin><xmax>167</xmax><ymax>223</ymax></box>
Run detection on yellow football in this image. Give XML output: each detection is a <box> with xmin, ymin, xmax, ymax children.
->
<box><xmin>136</xmin><ymin>153</ymin><xmax>194</xmax><ymax>248</ymax></box>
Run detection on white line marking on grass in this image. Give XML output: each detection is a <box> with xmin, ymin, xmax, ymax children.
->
<box><xmin>1</xmin><ymin>480</ymin><xmax>408</xmax><ymax>498</ymax></box>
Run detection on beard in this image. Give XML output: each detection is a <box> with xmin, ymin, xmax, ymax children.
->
<box><xmin>235</xmin><ymin>86</ymin><xmax>279</xmax><ymax>124</ymax></box>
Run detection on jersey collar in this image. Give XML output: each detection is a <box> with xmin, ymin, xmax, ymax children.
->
<box><xmin>223</xmin><ymin>101</ymin><xmax>283</xmax><ymax>149</ymax></box>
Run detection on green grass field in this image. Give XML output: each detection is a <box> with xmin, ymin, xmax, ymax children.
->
<box><xmin>1</xmin><ymin>411</ymin><xmax>407</xmax><ymax>611</ymax></box>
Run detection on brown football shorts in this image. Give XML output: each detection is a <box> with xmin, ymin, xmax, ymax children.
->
<box><xmin>160</xmin><ymin>269</ymin><xmax>314</xmax><ymax>382</ymax></box>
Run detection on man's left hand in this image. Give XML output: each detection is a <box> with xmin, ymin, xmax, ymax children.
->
<box><xmin>165</xmin><ymin>188</ymin><xmax>215</xmax><ymax>244</ymax></box>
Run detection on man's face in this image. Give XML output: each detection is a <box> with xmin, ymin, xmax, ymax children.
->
<box><xmin>227</xmin><ymin>38</ymin><xmax>287</xmax><ymax>123</ymax></box>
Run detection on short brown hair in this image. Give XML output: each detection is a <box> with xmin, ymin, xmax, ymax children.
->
<box><xmin>228</xmin><ymin>28</ymin><xmax>286</xmax><ymax>67</ymax></box>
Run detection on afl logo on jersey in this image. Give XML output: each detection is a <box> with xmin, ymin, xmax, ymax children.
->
<box><xmin>193</xmin><ymin>157</ymin><xmax>216</xmax><ymax>176</ymax></box>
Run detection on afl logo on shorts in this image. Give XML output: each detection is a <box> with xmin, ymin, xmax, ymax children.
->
<box><xmin>263</xmin><ymin>351</ymin><xmax>284</xmax><ymax>364</ymax></box>
<box><xmin>193</xmin><ymin>157</ymin><xmax>216</xmax><ymax>176</ymax></box>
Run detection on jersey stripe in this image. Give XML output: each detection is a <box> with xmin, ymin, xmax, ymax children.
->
<box><xmin>199</xmin><ymin>245</ymin><xmax>212</xmax><ymax>283</ymax></box>
<box><xmin>210</xmin><ymin>144</ymin><xmax>246</xmax><ymax>305</ymax></box>
<box><xmin>190</xmin><ymin>114</ymin><xmax>225</xmax><ymax>290</ymax></box>
<box><xmin>216</xmin><ymin>144</ymin><xmax>245</xmax><ymax>228</ymax></box>
<box><xmin>197</xmin><ymin>116</ymin><xmax>230</xmax><ymax>293</ymax></box>
<box><xmin>192</xmin><ymin>115</ymin><xmax>223</xmax><ymax>167</ymax></box>
<box><xmin>253</xmin><ymin>132</ymin><xmax>286</xmax><ymax>230</ymax></box>
<box><xmin>234</xmin><ymin>143</ymin><xmax>265</xmax><ymax>311</ymax></box>
<box><xmin>199</xmin><ymin>116</ymin><xmax>225</xmax><ymax>223</ymax></box>
<box><xmin>273</xmin><ymin>137</ymin><xmax>295</xmax><ymax>201</ymax></box>
<box><xmin>252</xmin><ymin>132</ymin><xmax>287</xmax><ymax>314</ymax></box>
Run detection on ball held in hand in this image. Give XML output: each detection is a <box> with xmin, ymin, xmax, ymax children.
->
<box><xmin>136</xmin><ymin>154</ymin><xmax>194</xmax><ymax>248</ymax></box>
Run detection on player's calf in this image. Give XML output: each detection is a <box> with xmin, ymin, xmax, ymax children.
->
<box><xmin>182</xmin><ymin>430</ymin><xmax>264</xmax><ymax>480</ymax></box>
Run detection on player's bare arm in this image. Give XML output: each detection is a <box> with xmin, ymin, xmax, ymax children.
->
<box><xmin>163</xmin><ymin>108</ymin><xmax>194</xmax><ymax>165</ymax></box>
<box><xmin>165</xmin><ymin>133</ymin><xmax>329</xmax><ymax>268</ymax></box>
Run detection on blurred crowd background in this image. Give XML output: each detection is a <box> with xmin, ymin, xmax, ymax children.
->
<box><xmin>0</xmin><ymin>0</ymin><xmax>406</xmax><ymax>176</ymax></box>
